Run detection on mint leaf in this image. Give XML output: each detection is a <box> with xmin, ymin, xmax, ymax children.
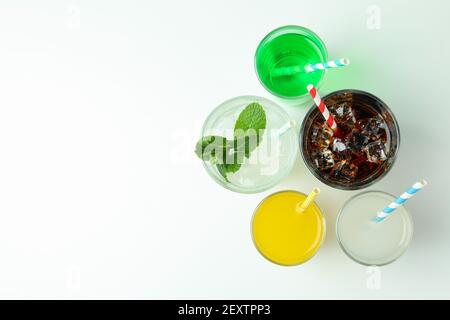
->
<box><xmin>234</xmin><ymin>102</ymin><xmax>266</xmax><ymax>158</ymax></box>
<box><xmin>194</xmin><ymin>136</ymin><xmax>228</xmax><ymax>163</ymax></box>
<box><xmin>234</xmin><ymin>102</ymin><xmax>266</xmax><ymax>135</ymax></box>
<box><xmin>216</xmin><ymin>162</ymin><xmax>241</xmax><ymax>182</ymax></box>
<box><xmin>233</xmin><ymin>130</ymin><xmax>259</xmax><ymax>159</ymax></box>
<box><xmin>216</xmin><ymin>138</ymin><xmax>245</xmax><ymax>181</ymax></box>
<box><xmin>216</xmin><ymin>164</ymin><xmax>230</xmax><ymax>182</ymax></box>
<box><xmin>195</xmin><ymin>136</ymin><xmax>241</xmax><ymax>181</ymax></box>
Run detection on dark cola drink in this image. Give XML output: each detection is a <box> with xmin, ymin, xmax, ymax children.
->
<box><xmin>300</xmin><ymin>90</ymin><xmax>400</xmax><ymax>190</ymax></box>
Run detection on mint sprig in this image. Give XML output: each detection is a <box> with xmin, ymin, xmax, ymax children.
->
<box><xmin>195</xmin><ymin>102</ymin><xmax>267</xmax><ymax>182</ymax></box>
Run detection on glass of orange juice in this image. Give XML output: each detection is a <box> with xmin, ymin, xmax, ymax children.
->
<box><xmin>251</xmin><ymin>190</ymin><xmax>326</xmax><ymax>266</ymax></box>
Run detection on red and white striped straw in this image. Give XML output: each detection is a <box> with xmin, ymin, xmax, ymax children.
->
<box><xmin>307</xmin><ymin>84</ymin><xmax>338</xmax><ymax>131</ymax></box>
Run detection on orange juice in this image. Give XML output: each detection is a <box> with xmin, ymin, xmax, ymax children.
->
<box><xmin>252</xmin><ymin>191</ymin><xmax>325</xmax><ymax>266</ymax></box>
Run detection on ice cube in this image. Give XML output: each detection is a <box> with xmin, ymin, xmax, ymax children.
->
<box><xmin>311</xmin><ymin>149</ymin><xmax>335</xmax><ymax>170</ymax></box>
<box><xmin>346</xmin><ymin>130</ymin><xmax>369</xmax><ymax>152</ymax></box>
<box><xmin>359</xmin><ymin>117</ymin><xmax>386</xmax><ymax>141</ymax></box>
<box><xmin>330</xmin><ymin>160</ymin><xmax>358</xmax><ymax>181</ymax></box>
<box><xmin>311</xmin><ymin>123</ymin><xmax>334</xmax><ymax>148</ymax></box>
<box><xmin>364</xmin><ymin>140</ymin><xmax>388</xmax><ymax>163</ymax></box>
<box><xmin>332</xmin><ymin>138</ymin><xmax>351</xmax><ymax>160</ymax></box>
<box><xmin>330</xmin><ymin>103</ymin><xmax>356</xmax><ymax>127</ymax></box>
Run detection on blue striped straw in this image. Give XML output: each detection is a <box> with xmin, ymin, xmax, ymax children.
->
<box><xmin>271</xmin><ymin>58</ymin><xmax>349</xmax><ymax>77</ymax></box>
<box><xmin>304</xmin><ymin>58</ymin><xmax>350</xmax><ymax>73</ymax></box>
<box><xmin>372</xmin><ymin>180</ymin><xmax>428</xmax><ymax>223</ymax></box>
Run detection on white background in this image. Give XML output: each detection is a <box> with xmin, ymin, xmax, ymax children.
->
<box><xmin>0</xmin><ymin>0</ymin><xmax>448</xmax><ymax>299</ymax></box>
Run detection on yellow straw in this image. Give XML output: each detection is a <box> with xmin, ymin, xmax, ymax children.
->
<box><xmin>296</xmin><ymin>188</ymin><xmax>320</xmax><ymax>213</ymax></box>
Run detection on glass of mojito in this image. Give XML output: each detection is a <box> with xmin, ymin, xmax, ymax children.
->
<box><xmin>195</xmin><ymin>96</ymin><xmax>298</xmax><ymax>193</ymax></box>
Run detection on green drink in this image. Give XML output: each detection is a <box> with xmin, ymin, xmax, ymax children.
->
<box><xmin>255</xmin><ymin>26</ymin><xmax>328</xmax><ymax>98</ymax></box>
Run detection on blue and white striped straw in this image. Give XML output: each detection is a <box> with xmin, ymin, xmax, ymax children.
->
<box><xmin>304</xmin><ymin>58</ymin><xmax>350</xmax><ymax>73</ymax></box>
<box><xmin>271</xmin><ymin>58</ymin><xmax>350</xmax><ymax>77</ymax></box>
<box><xmin>372</xmin><ymin>180</ymin><xmax>428</xmax><ymax>223</ymax></box>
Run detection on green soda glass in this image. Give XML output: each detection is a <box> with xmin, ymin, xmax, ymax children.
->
<box><xmin>255</xmin><ymin>26</ymin><xmax>328</xmax><ymax>99</ymax></box>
